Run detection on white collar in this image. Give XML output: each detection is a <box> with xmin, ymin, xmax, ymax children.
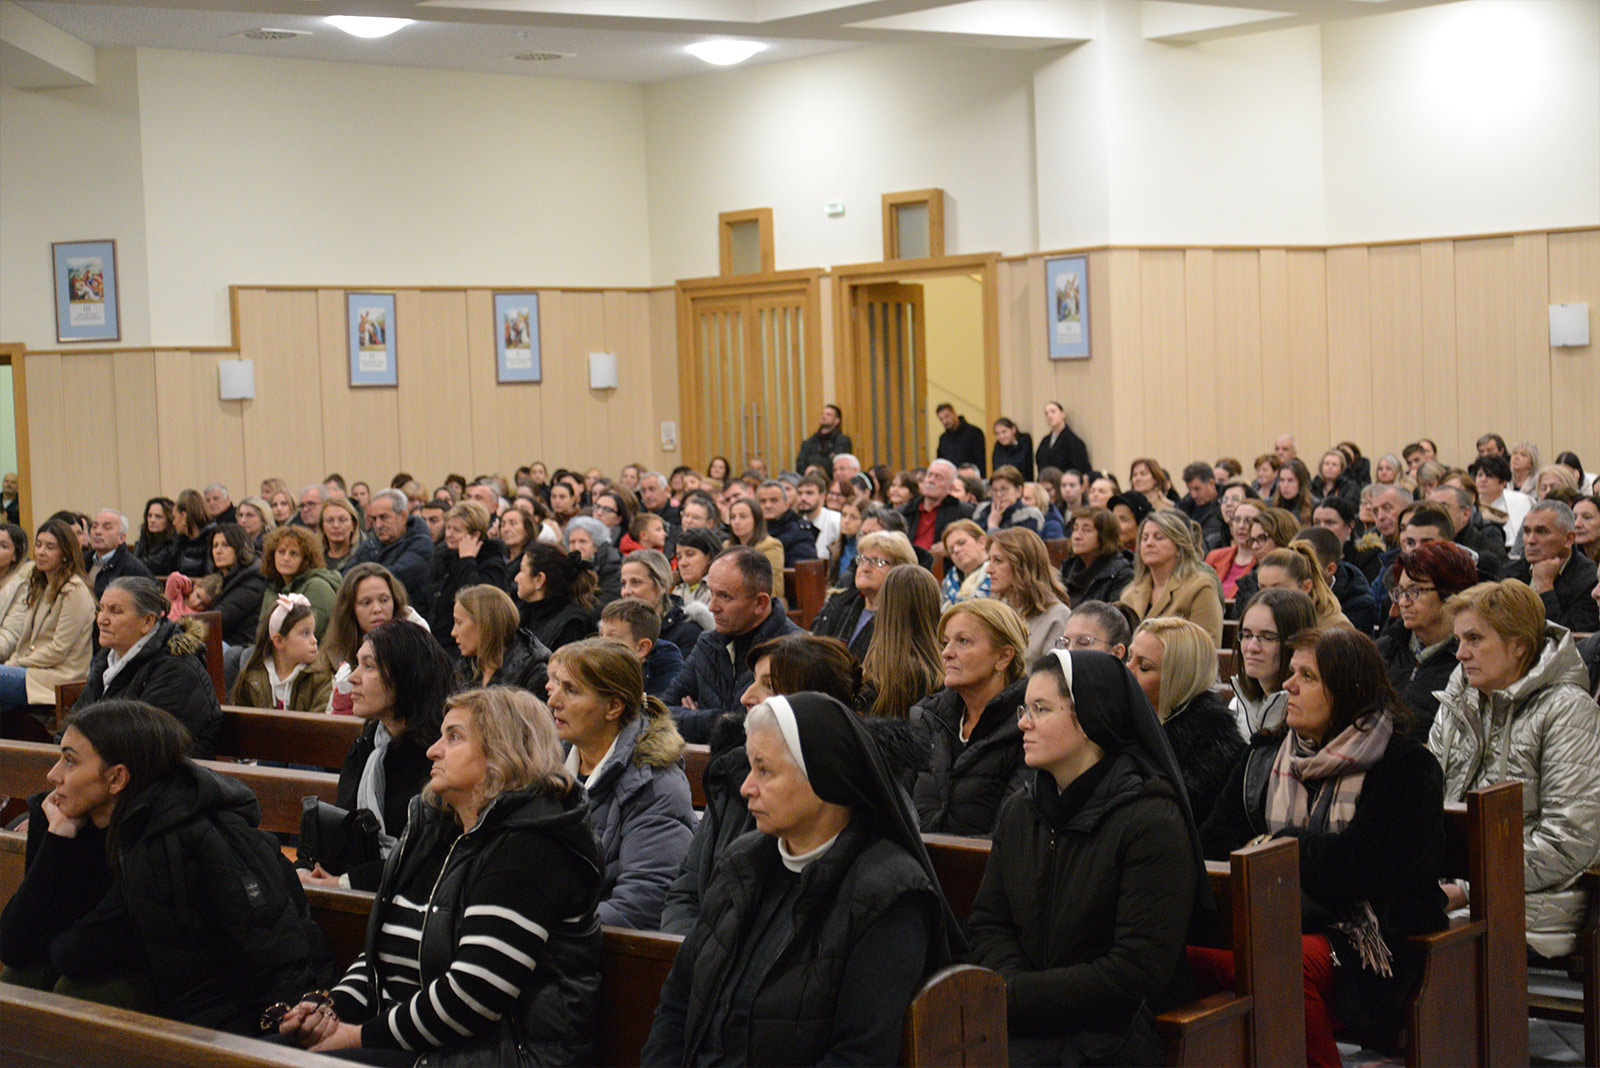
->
<box><xmin>778</xmin><ymin>831</ymin><xmax>841</xmax><ymax>873</ymax></box>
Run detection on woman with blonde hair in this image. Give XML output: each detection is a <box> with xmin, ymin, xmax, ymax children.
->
<box><xmin>427</xmin><ymin>500</ymin><xmax>508</xmax><ymax>658</ymax></box>
<box><xmin>318</xmin><ymin>497</ymin><xmax>361</xmax><ymax>573</ymax></box>
<box><xmin>810</xmin><ymin>529</ymin><xmax>918</xmax><ymax>659</ymax></box>
<box><xmin>1254</xmin><ymin>542</ymin><xmax>1352</xmax><ymax>631</ymax></box>
<box><xmin>987</xmin><ymin>527</ymin><xmax>1073</xmax><ymax>664</ymax></box>
<box><xmin>1119</xmin><ymin>510</ymin><xmax>1224</xmax><ymax>643</ymax></box>
<box><xmin>547</xmin><ymin>638</ymin><xmax>694</xmax><ymax>930</ymax></box>
<box><xmin>452</xmin><ymin>583</ymin><xmax>548</xmax><ymax>693</ymax></box>
<box><xmin>277</xmin><ymin>687</ymin><xmax>603</xmax><ymax>1063</ymax></box>
<box><xmin>911</xmin><ymin>597</ymin><xmax>1032</xmax><ymax>837</ymax></box>
<box><xmin>620</xmin><ymin>548</ymin><xmax>711</xmax><ymax>653</ymax></box>
<box><xmin>235</xmin><ymin>496</ymin><xmax>276</xmax><ymax>550</ymax></box>
<box><xmin>861</xmin><ymin>564</ymin><xmax>943</xmax><ymax>718</ymax></box>
<box><xmin>1127</xmin><ymin>617</ymin><xmax>1243</xmax><ymax>823</ymax></box>
<box><xmin>1510</xmin><ymin>442</ymin><xmax>1541</xmax><ymax>496</ymax></box>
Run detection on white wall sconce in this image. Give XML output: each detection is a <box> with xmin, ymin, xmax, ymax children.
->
<box><xmin>588</xmin><ymin>352</ymin><xmax>618</xmax><ymax>390</ymax></box>
<box><xmin>1550</xmin><ymin>303</ymin><xmax>1590</xmax><ymax>348</ymax></box>
<box><xmin>218</xmin><ymin>358</ymin><xmax>255</xmax><ymax>400</ymax></box>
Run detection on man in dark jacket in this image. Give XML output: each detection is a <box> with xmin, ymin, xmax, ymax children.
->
<box><xmin>662</xmin><ymin>548</ymin><xmax>799</xmax><ymax>743</ymax></box>
<box><xmin>1176</xmin><ymin>463</ymin><xmax>1227</xmax><ymax>551</ymax></box>
<box><xmin>1427</xmin><ymin>485</ymin><xmax>1507</xmax><ymax>579</ymax></box>
<box><xmin>86</xmin><ymin>509</ymin><xmax>152</xmax><ymax>599</ymax></box>
<box><xmin>795</xmin><ymin>404</ymin><xmax>854</xmax><ymax>476</ymax></box>
<box><xmin>899</xmin><ymin>460</ymin><xmax>975</xmax><ymax>551</ymax></box>
<box><xmin>934</xmin><ymin>404</ymin><xmax>987</xmax><ymax>475</ymax></box>
<box><xmin>756</xmin><ymin>481</ymin><xmax>817</xmax><ymax>566</ymax></box>
<box><xmin>345</xmin><ymin>489</ymin><xmax>435</xmax><ymax>609</ymax></box>
<box><xmin>1507</xmin><ymin>500</ymin><xmax>1600</xmax><ymax>632</ymax></box>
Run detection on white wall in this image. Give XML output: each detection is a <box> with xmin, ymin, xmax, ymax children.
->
<box><xmin>0</xmin><ymin>46</ymin><xmax>150</xmax><ymax>349</ymax></box>
<box><xmin>1323</xmin><ymin>0</ymin><xmax>1600</xmax><ymax>242</ymax></box>
<box><xmin>643</xmin><ymin>44</ymin><xmax>1043</xmax><ymax>282</ymax></box>
<box><xmin>134</xmin><ymin>49</ymin><xmax>653</xmax><ymax>345</ymax></box>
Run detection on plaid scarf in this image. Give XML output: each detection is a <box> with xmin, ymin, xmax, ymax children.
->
<box><xmin>1265</xmin><ymin>711</ymin><xmax>1397</xmax><ymax>975</ymax></box>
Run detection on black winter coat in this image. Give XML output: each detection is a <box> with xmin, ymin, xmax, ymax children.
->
<box><xmin>660</xmin><ymin>712</ymin><xmax>755</xmax><ymax>937</ymax></box>
<box><xmin>346</xmin><ymin>515</ymin><xmax>436</xmax><ymax>613</ymax></box>
<box><xmin>1507</xmin><ymin>551</ymin><xmax>1600</xmax><ymax>633</ymax></box>
<box><xmin>457</xmin><ymin>626</ymin><xmax>551</xmax><ymax>696</ymax></box>
<box><xmin>993</xmin><ymin>435</ymin><xmax>1035</xmax><ymax>481</ymax></box>
<box><xmin>968</xmin><ymin>755</ymin><xmax>1197</xmax><ymax>1066</ymax></box>
<box><xmin>1377</xmin><ymin>630</ymin><xmax>1459</xmax><ymax>737</ymax></box>
<box><xmin>170</xmin><ymin>533</ymin><xmax>210</xmax><ymax>579</ymax></box>
<box><xmin>1061</xmin><ymin>551</ymin><xmax>1134</xmax><ymax>606</ymax></box>
<box><xmin>662</xmin><ymin>606</ymin><xmax>800</xmax><ymax>743</ymax></box>
<box><xmin>766</xmin><ymin>510</ymin><xmax>819</xmax><ymax>566</ymax></box>
<box><xmin>592</xmin><ymin>541</ymin><xmax>624</xmax><ymax>608</ymax></box>
<box><xmin>212</xmin><ymin>564</ymin><xmax>268</xmax><ymax>647</ymax></box>
<box><xmin>1035</xmin><ymin>425</ymin><xmax>1091</xmax><ymax>477</ymax></box>
<box><xmin>133</xmin><ymin>534</ymin><xmax>178</xmax><ymax>578</ymax></box>
<box><xmin>88</xmin><ymin>543</ymin><xmax>153</xmax><ymax>601</ymax></box>
<box><xmin>898</xmin><ymin>494</ymin><xmax>975</xmax><ymax>548</ymax></box>
<box><xmin>937</xmin><ymin>418</ymin><xmax>988</xmax><ymax>474</ymax></box>
<box><xmin>1163</xmin><ymin>689</ymin><xmax>1245</xmax><ymax>825</ymax></box>
<box><xmin>658</xmin><ymin>595</ymin><xmax>705</xmax><ymax>655</ymax></box>
<box><xmin>809</xmin><ymin>583</ymin><xmax>873</xmax><ymax>660</ymax></box>
<box><xmin>335</xmin><ymin>721</ymin><xmax>437</xmax><ymax>891</ymax></box>
<box><xmin>519</xmin><ymin>596</ymin><xmax>595</xmax><ymax>653</ymax></box>
<box><xmin>426</xmin><ymin>538</ymin><xmax>510</xmax><ymax>657</ymax></box>
<box><xmin>795</xmin><ymin>428</ymin><xmax>854</xmax><ymax>477</ymax></box>
<box><xmin>1331</xmin><ymin>560</ymin><xmax>1381</xmax><ymax>636</ymax></box>
<box><xmin>73</xmin><ymin>616</ymin><xmax>223</xmax><ymax>758</ymax></box>
<box><xmin>910</xmin><ymin>679</ymin><xmax>1029</xmax><ymax>838</ymax></box>
<box><xmin>1199</xmin><ymin>731</ymin><xmax>1448</xmax><ymax>1043</ymax></box>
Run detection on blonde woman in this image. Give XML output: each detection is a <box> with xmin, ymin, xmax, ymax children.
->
<box><xmin>1119</xmin><ymin>510</ymin><xmax>1224</xmax><ymax>643</ymax></box>
<box><xmin>986</xmin><ymin>526</ymin><xmax>1073</xmax><ymax>664</ymax></box>
<box><xmin>810</xmin><ymin>529</ymin><xmax>918</xmax><ymax>659</ymax></box>
<box><xmin>235</xmin><ymin>495</ymin><xmax>277</xmax><ymax>550</ymax></box>
<box><xmin>1254</xmin><ymin>543</ymin><xmax>1352</xmax><ymax>631</ymax></box>
<box><xmin>452</xmin><ymin>583</ymin><xmax>547</xmax><ymax>692</ymax></box>
<box><xmin>861</xmin><ymin>564</ymin><xmax>943</xmax><ymax>718</ymax></box>
<box><xmin>1127</xmin><ymin>617</ymin><xmax>1243</xmax><ymax>822</ymax></box>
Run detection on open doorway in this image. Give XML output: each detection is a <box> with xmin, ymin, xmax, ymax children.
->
<box><xmin>0</xmin><ymin>345</ymin><xmax>26</xmax><ymax>531</ymax></box>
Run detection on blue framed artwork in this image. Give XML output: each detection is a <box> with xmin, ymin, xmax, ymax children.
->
<box><xmin>347</xmin><ymin>292</ymin><xmax>397</xmax><ymax>387</ymax></box>
<box><xmin>494</xmin><ymin>292</ymin><xmax>541</xmax><ymax>383</ymax></box>
<box><xmin>52</xmin><ymin>239</ymin><xmax>121</xmax><ymax>343</ymax></box>
<box><xmin>1045</xmin><ymin>254</ymin><xmax>1089</xmax><ymax>360</ymax></box>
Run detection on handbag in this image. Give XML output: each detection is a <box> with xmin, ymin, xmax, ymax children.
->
<box><xmin>298</xmin><ymin>796</ymin><xmax>381</xmax><ymax>875</ymax></box>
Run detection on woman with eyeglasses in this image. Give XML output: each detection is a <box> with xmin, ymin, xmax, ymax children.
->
<box><xmin>1377</xmin><ymin>542</ymin><xmax>1479</xmax><ymax>735</ymax></box>
<box><xmin>967</xmin><ymin>649</ymin><xmax>1208</xmax><ymax>1066</ymax></box>
<box><xmin>810</xmin><ymin>530</ymin><xmax>918</xmax><ymax>660</ymax></box>
<box><xmin>1205</xmin><ymin>496</ymin><xmax>1261</xmax><ymax>601</ymax></box>
<box><xmin>1059</xmin><ymin>507</ymin><xmax>1134</xmax><ymax>606</ymax></box>
<box><xmin>1229</xmin><ymin>587</ymin><xmax>1319</xmax><ymax>738</ymax></box>
<box><xmin>1056</xmin><ymin>599</ymin><xmax>1132</xmax><ymax>662</ymax></box>
<box><xmin>1226</xmin><ymin>507</ymin><xmax>1302</xmax><ymax>619</ymax></box>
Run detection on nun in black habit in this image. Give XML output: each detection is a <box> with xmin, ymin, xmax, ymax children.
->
<box><xmin>641</xmin><ymin>692</ymin><xmax>964</xmax><ymax>1068</ymax></box>
<box><xmin>967</xmin><ymin>649</ymin><xmax>1210</xmax><ymax>1067</ymax></box>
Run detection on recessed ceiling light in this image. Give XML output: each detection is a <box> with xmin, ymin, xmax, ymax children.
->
<box><xmin>326</xmin><ymin>15</ymin><xmax>414</xmax><ymax>39</ymax></box>
<box><xmin>685</xmin><ymin>40</ymin><xmax>766</xmax><ymax>66</ymax></box>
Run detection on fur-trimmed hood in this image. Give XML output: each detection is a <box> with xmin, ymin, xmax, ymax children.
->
<box><xmin>630</xmin><ymin>700</ymin><xmax>686</xmax><ymax>770</ymax></box>
<box><xmin>166</xmin><ymin>614</ymin><xmax>208</xmax><ymax>658</ymax></box>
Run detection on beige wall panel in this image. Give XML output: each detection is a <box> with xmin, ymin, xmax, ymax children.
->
<box><xmin>1105</xmin><ymin>250</ymin><xmax>1144</xmax><ymax>470</ymax></box>
<box><xmin>1452</xmin><ymin>238</ymin><xmax>1517</xmax><ymax>465</ymax></box>
<box><xmin>1212</xmin><ymin>252</ymin><xmax>1266</xmax><ymax>464</ymax></box>
<box><xmin>315</xmin><ymin>288</ymin><xmax>400</xmax><ymax>490</ymax></box>
<box><xmin>1048</xmin><ymin>251</ymin><xmax>1113</xmax><ymax>472</ymax></box>
<box><xmin>1547</xmin><ymin>231</ymin><xmax>1600</xmax><ymax>457</ymax></box>
<box><xmin>1511</xmin><ymin>232</ymin><xmax>1553</xmax><ymax>451</ymax></box>
<box><xmin>463</xmin><ymin>288</ymin><xmax>504</xmax><ymax>473</ymax></box>
<box><xmin>1183</xmin><ymin>249</ymin><xmax>1218</xmax><ymax>465</ymax></box>
<box><xmin>66</xmin><ymin>355</ymin><xmax>122</xmax><ymax>516</ymax></box>
<box><xmin>534</xmin><ymin>291</ymin><xmax>575</xmax><ymax>469</ymax></box>
<box><xmin>236</xmin><ymin>289</ymin><xmax>323</xmax><ymax>487</ymax></box>
<box><xmin>1137</xmin><ymin>252</ymin><xmax>1188</xmax><ymax>471</ymax></box>
<box><xmin>648</xmin><ymin>288</ymin><xmax>681</xmax><ymax>469</ymax></box>
<box><xmin>1418</xmin><ymin>242</ymin><xmax>1460</xmax><ymax>454</ymax></box>
<box><xmin>152</xmin><ymin>349</ymin><xmax>246</xmax><ymax>500</ymax></box>
<box><xmin>394</xmin><ymin>290</ymin><xmax>473</xmax><ymax>479</ymax></box>
<box><xmin>603</xmin><ymin>289</ymin><xmax>661</xmax><ymax>472</ymax></box>
<box><xmin>1284</xmin><ymin>251</ymin><xmax>1331</xmax><ymax>459</ymax></box>
<box><xmin>23</xmin><ymin>353</ymin><xmax>67</xmax><ymax>521</ymax></box>
<box><xmin>1366</xmin><ymin>245</ymin><xmax>1424</xmax><ymax>454</ymax></box>
<box><xmin>110</xmin><ymin>349</ymin><xmax>161</xmax><ymax>515</ymax></box>
<box><xmin>1324</xmin><ymin>246</ymin><xmax>1373</xmax><ymax>453</ymax></box>
<box><xmin>995</xmin><ymin>259</ymin><xmax>1029</xmax><ymax>423</ymax></box>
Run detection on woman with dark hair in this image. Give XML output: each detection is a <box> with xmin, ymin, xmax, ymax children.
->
<box><xmin>1128</xmin><ymin>457</ymin><xmax>1178</xmax><ymax>514</ymax></box>
<box><xmin>1229</xmin><ymin>587</ymin><xmax>1319</xmax><ymax>738</ymax></box>
<box><xmin>516</xmin><ymin>542</ymin><xmax>598</xmax><ymax>652</ymax></box>
<box><xmin>705</xmin><ymin>455</ymin><xmax>731</xmax><ymax>484</ymax></box>
<box><xmin>1572</xmin><ymin>493</ymin><xmax>1600</xmax><ymax>564</ymax></box>
<box><xmin>643</xmin><ymin>692</ymin><xmax>963</xmax><ymax>1067</ymax></box>
<box><xmin>1376</xmin><ymin>542</ymin><xmax>1479</xmax><ymax>734</ymax></box>
<box><xmin>258</xmin><ymin>525</ymin><xmax>341</xmax><ymax>640</ymax></box>
<box><xmin>207</xmin><ymin>522</ymin><xmax>266</xmax><ymax>647</ymax></box>
<box><xmin>451</xmin><ymin>583</ymin><xmax>549</xmax><ymax>694</ymax></box>
<box><xmin>0</xmin><ymin>522</ymin><xmax>33</xmax><ymax>659</ymax></box>
<box><xmin>1554</xmin><ymin>450</ymin><xmax>1595</xmax><ymax>494</ymax></box>
<box><xmin>232</xmin><ymin>595</ymin><xmax>332</xmax><ymax>714</ymax></box>
<box><xmin>1207</xmin><ymin>496</ymin><xmax>1261</xmax><ymax>600</ymax></box>
<box><xmin>660</xmin><ymin>633</ymin><xmax>863</xmax><ymax>936</ymax></box>
<box><xmin>968</xmin><ymin>649</ymin><xmax>1208</xmax><ymax>1066</ymax></box>
<box><xmin>275</xmin><ymin>687</ymin><xmax>602</xmax><ymax>1063</ymax></box>
<box><xmin>0</xmin><ymin>700</ymin><xmax>328</xmax><ymax>1031</ymax></box>
<box><xmin>319</xmin><ymin>563</ymin><xmax>428</xmax><ymax>716</ymax></box>
<box><xmin>299</xmin><ymin>620</ymin><xmax>457</xmax><ymax>892</ymax></box>
<box><xmin>992</xmin><ymin>417</ymin><xmax>1035</xmax><ymax>481</ymax></box>
<box><xmin>1200</xmin><ymin>629</ymin><xmax>1446</xmax><ymax>1065</ymax></box>
<box><xmin>724</xmin><ymin>498</ymin><xmax>784</xmax><ymax>595</ymax></box>
<box><xmin>0</xmin><ymin>519</ymin><xmax>94</xmax><ymax>716</ymax></box>
<box><xmin>1273</xmin><ymin>458</ymin><xmax>1316</xmax><ymax>526</ymax></box>
<box><xmin>1060</xmin><ymin>506</ymin><xmax>1134</xmax><ymax>605</ymax></box>
<box><xmin>133</xmin><ymin>497</ymin><xmax>177</xmax><ymax>576</ymax></box>
<box><xmin>593</xmin><ymin>485</ymin><xmax>638</xmax><ymax>551</ymax></box>
<box><xmin>169</xmin><ymin>489</ymin><xmax>212</xmax><ymax>578</ymax></box>
<box><xmin>547</xmin><ymin>638</ymin><xmax>694</xmax><ymax>930</ymax></box>
<box><xmin>1036</xmin><ymin>401</ymin><xmax>1090</xmax><ymax>476</ymax></box>
<box><xmin>71</xmin><ymin>576</ymin><xmax>222</xmax><ymax>756</ymax></box>
<box><xmin>887</xmin><ymin>470</ymin><xmax>920</xmax><ymax>509</ymax></box>
<box><xmin>860</xmin><ymin>564</ymin><xmax>943</xmax><ymax>719</ymax></box>
<box><xmin>974</xmin><ymin>465</ymin><xmax>1043</xmax><ymax>534</ymax></box>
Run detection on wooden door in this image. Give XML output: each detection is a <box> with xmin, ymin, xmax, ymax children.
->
<box><xmin>853</xmin><ymin>282</ymin><xmax>927</xmax><ymax>472</ymax></box>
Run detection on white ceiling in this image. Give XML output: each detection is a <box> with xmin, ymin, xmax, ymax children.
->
<box><xmin>10</xmin><ymin>0</ymin><xmax>1458</xmax><ymax>85</ymax></box>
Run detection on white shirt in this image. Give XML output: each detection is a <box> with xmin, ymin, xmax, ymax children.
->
<box><xmin>565</xmin><ymin>733</ymin><xmax>621</xmax><ymax>791</ymax></box>
<box><xmin>1489</xmin><ymin>489</ymin><xmax>1533</xmax><ymax>549</ymax></box>
<box><xmin>103</xmin><ymin>626</ymin><xmax>160</xmax><ymax>687</ymax></box>
<box><xmin>808</xmin><ymin>507</ymin><xmax>841</xmax><ymax>558</ymax></box>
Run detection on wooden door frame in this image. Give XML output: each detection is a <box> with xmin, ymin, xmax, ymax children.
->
<box><xmin>675</xmin><ymin>269</ymin><xmax>824</xmax><ymax>472</ymax></box>
<box><xmin>831</xmin><ymin>253</ymin><xmax>1000</xmax><ymax>468</ymax></box>
<box><xmin>0</xmin><ymin>344</ymin><xmax>31</xmax><ymax>533</ymax></box>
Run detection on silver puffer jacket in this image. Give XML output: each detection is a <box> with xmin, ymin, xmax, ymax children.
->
<box><xmin>1428</xmin><ymin>624</ymin><xmax>1600</xmax><ymax>957</ymax></box>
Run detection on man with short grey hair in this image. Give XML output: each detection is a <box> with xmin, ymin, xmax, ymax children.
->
<box><xmin>202</xmin><ymin>482</ymin><xmax>236</xmax><ymax>526</ymax></box>
<box><xmin>1507</xmin><ymin>500</ymin><xmax>1600</xmax><ymax>632</ymax></box>
<box><xmin>638</xmin><ymin>471</ymin><xmax>679</xmax><ymax>527</ymax></box>
<box><xmin>900</xmin><ymin>458</ymin><xmax>973</xmax><ymax>551</ymax></box>
<box><xmin>294</xmin><ymin>484</ymin><xmax>328</xmax><ymax>528</ymax></box>
<box><xmin>346</xmin><ymin>488</ymin><xmax>435</xmax><ymax>609</ymax></box>
<box><xmin>87</xmin><ymin>508</ymin><xmax>150</xmax><ymax>599</ymax></box>
<box><xmin>831</xmin><ymin>452</ymin><xmax>862</xmax><ymax>484</ymax></box>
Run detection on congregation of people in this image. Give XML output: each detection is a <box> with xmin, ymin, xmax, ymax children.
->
<box><xmin>3</xmin><ymin>403</ymin><xmax>1600</xmax><ymax>1067</ymax></box>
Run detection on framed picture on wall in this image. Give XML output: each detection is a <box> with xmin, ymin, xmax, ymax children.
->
<box><xmin>52</xmin><ymin>239</ymin><xmax>121</xmax><ymax>343</ymax></box>
<box><xmin>493</xmin><ymin>292</ymin><xmax>541</xmax><ymax>383</ymax></box>
<box><xmin>1045</xmin><ymin>254</ymin><xmax>1089</xmax><ymax>360</ymax></box>
<box><xmin>347</xmin><ymin>292</ymin><xmax>397</xmax><ymax>387</ymax></box>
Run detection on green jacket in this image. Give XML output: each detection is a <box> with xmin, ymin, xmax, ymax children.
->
<box><xmin>259</xmin><ymin>567</ymin><xmax>342</xmax><ymax>641</ymax></box>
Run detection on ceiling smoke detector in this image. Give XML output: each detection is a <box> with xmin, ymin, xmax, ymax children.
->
<box><xmin>235</xmin><ymin>28</ymin><xmax>310</xmax><ymax>41</ymax></box>
<box><xmin>510</xmin><ymin>51</ymin><xmax>574</xmax><ymax>62</ymax></box>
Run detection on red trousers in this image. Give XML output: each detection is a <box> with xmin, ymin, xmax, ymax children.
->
<box><xmin>1187</xmin><ymin>934</ymin><xmax>1341</xmax><ymax>1068</ymax></box>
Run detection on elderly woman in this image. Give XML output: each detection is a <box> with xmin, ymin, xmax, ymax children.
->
<box><xmin>70</xmin><ymin>576</ymin><xmax>222</xmax><ymax>757</ymax></box>
<box><xmin>1118</xmin><ymin>510</ymin><xmax>1224</xmax><ymax>643</ymax></box>
<box><xmin>1510</xmin><ymin>442</ymin><xmax>1542</xmax><ymax>497</ymax></box>
<box><xmin>258</xmin><ymin>525</ymin><xmax>340</xmax><ymax>640</ymax></box>
<box><xmin>911</xmin><ymin>598</ymin><xmax>1031</xmax><ymax>837</ymax></box>
<box><xmin>939</xmin><ymin>519</ymin><xmax>990</xmax><ymax>606</ymax></box>
<box><xmin>451</xmin><ymin>583</ymin><xmax>549</xmax><ymax>694</ymax></box>
<box><xmin>969</xmin><ymin>649</ymin><xmax>1208</xmax><ymax>1067</ymax></box>
<box><xmin>207</xmin><ymin>523</ymin><xmax>267</xmax><ymax>647</ymax></box>
<box><xmin>988</xmin><ymin>527</ymin><xmax>1073</xmax><ymax>664</ymax></box>
<box><xmin>0</xmin><ymin>519</ymin><xmax>95</xmax><ymax>717</ymax></box>
<box><xmin>427</xmin><ymin>501</ymin><xmax>509</xmax><ymax>658</ymax></box>
<box><xmin>565</xmin><ymin>513</ymin><xmax>623</xmax><ymax>606</ymax></box>
<box><xmin>643</xmin><ymin>691</ymin><xmax>962</xmax><ymax>1067</ymax></box>
<box><xmin>547</xmin><ymin>638</ymin><xmax>694</xmax><ymax>930</ymax></box>
<box><xmin>1376</xmin><ymin>542</ymin><xmax>1479</xmax><ymax>734</ymax></box>
<box><xmin>1060</xmin><ymin>506</ymin><xmax>1134</xmax><ymax>605</ymax></box>
<box><xmin>1429</xmin><ymin>579</ymin><xmax>1600</xmax><ymax>961</ymax></box>
<box><xmin>810</xmin><ymin>529</ymin><xmax>918</xmax><ymax>660</ymax></box>
<box><xmin>621</xmin><ymin>548</ymin><xmax>711</xmax><ymax>653</ymax></box>
<box><xmin>1200</xmin><ymin>628</ymin><xmax>1446</xmax><ymax>1065</ymax></box>
<box><xmin>1230</xmin><ymin>587</ymin><xmax>1319</xmax><ymax>739</ymax></box>
<box><xmin>278</xmin><ymin>687</ymin><xmax>603</xmax><ymax>1063</ymax></box>
<box><xmin>1128</xmin><ymin>617</ymin><xmax>1244</xmax><ymax>823</ymax></box>
<box><xmin>974</xmin><ymin>465</ymin><xmax>1043</xmax><ymax>534</ymax></box>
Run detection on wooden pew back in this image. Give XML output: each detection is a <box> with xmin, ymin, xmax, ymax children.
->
<box><xmin>215</xmin><ymin>706</ymin><xmax>363</xmax><ymax>769</ymax></box>
<box><xmin>782</xmin><ymin>558</ymin><xmax>828</xmax><ymax>630</ymax></box>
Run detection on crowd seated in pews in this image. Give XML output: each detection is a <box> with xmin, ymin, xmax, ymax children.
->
<box><xmin>1</xmin><ymin>412</ymin><xmax>1598</xmax><ymax>1065</ymax></box>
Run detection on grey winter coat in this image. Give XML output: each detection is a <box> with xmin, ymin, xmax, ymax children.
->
<box><xmin>1427</xmin><ymin>624</ymin><xmax>1600</xmax><ymax>957</ymax></box>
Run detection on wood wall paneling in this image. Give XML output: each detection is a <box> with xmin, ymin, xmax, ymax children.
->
<box><xmin>1418</xmin><ymin>241</ymin><xmax>1460</xmax><ymax>455</ymax></box>
<box><xmin>109</xmin><ymin>349</ymin><xmax>160</xmax><ymax>512</ymax></box>
<box><xmin>1324</xmin><ymin>246</ymin><xmax>1374</xmax><ymax>453</ymax></box>
<box><xmin>1547</xmin><ymin>231</ymin><xmax>1600</xmax><ymax>456</ymax></box>
<box><xmin>1366</xmin><ymin>244</ymin><xmax>1424</xmax><ymax>455</ymax></box>
<box><xmin>1212</xmin><ymin>252</ymin><xmax>1266</xmax><ymax>466</ymax></box>
<box><xmin>1182</xmin><ymin>249</ymin><xmax>1218</xmax><ymax>465</ymax></box>
<box><xmin>25</xmin><ymin>353</ymin><xmax>66</xmax><ymax>521</ymax></box>
<box><xmin>1105</xmin><ymin>249</ymin><xmax>1145</xmax><ymax>467</ymax></box>
<box><xmin>1452</xmin><ymin>238</ymin><xmax>1518</xmax><ymax>463</ymax></box>
<box><xmin>1284</xmin><ymin>251</ymin><xmax>1331</xmax><ymax>460</ymax></box>
<box><xmin>1138</xmin><ymin>252</ymin><xmax>1188</xmax><ymax>471</ymax></box>
<box><xmin>237</xmin><ymin>289</ymin><xmax>324</xmax><ymax>487</ymax></box>
<box><xmin>1512</xmin><ymin>232</ymin><xmax>1553</xmax><ymax>452</ymax></box>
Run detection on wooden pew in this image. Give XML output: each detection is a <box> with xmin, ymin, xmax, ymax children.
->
<box><xmin>782</xmin><ymin>557</ymin><xmax>828</xmax><ymax>630</ymax></box>
<box><xmin>215</xmin><ymin>706</ymin><xmax>362</xmax><ymax>769</ymax></box>
<box><xmin>684</xmin><ymin>742</ymin><xmax>709</xmax><ymax>808</ymax></box>
<box><xmin>0</xmin><ymin>739</ymin><xmax>335</xmax><ymax>836</ymax></box>
<box><xmin>1527</xmin><ymin>865</ymin><xmax>1600</xmax><ymax>1064</ymax></box>
<box><xmin>1045</xmin><ymin>537</ymin><xmax>1071</xmax><ymax>568</ymax></box>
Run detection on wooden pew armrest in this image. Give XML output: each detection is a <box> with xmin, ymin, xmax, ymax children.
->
<box><xmin>1409</xmin><ymin>916</ymin><xmax>1486</xmax><ymax>951</ymax></box>
<box><xmin>1156</xmin><ymin>991</ymin><xmax>1253</xmax><ymax>1030</ymax></box>
<box><xmin>900</xmin><ymin>964</ymin><xmax>1007</xmax><ymax>1068</ymax></box>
